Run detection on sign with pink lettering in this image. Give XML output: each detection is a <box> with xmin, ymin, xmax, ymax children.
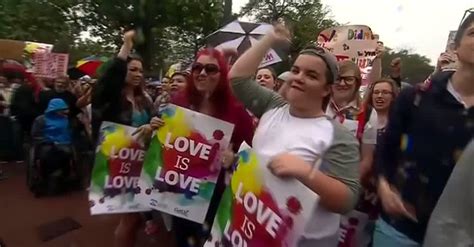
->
<box><xmin>138</xmin><ymin>104</ymin><xmax>234</xmax><ymax>223</ymax></box>
<box><xmin>89</xmin><ymin>122</ymin><xmax>149</xmax><ymax>215</ymax></box>
<box><xmin>32</xmin><ymin>52</ymin><xmax>69</xmax><ymax>78</ymax></box>
<box><xmin>317</xmin><ymin>25</ymin><xmax>378</xmax><ymax>85</ymax></box>
<box><xmin>204</xmin><ymin>143</ymin><xmax>316</xmax><ymax>247</ymax></box>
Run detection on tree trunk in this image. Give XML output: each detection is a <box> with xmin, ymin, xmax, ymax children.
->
<box><xmin>134</xmin><ymin>0</ymin><xmax>153</xmax><ymax>71</ymax></box>
<box><xmin>221</xmin><ymin>0</ymin><xmax>233</xmax><ymax>26</ymax></box>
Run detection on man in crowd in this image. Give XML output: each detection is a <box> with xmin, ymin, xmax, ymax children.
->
<box><xmin>38</xmin><ymin>76</ymin><xmax>82</xmax><ymax>118</ymax></box>
<box><xmin>375</xmin><ymin>12</ymin><xmax>474</xmax><ymax>247</ymax></box>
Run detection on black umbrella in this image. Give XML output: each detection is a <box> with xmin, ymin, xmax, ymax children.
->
<box><xmin>67</xmin><ymin>67</ymin><xmax>86</xmax><ymax>80</ymax></box>
<box><xmin>206</xmin><ymin>20</ymin><xmax>287</xmax><ymax>67</ymax></box>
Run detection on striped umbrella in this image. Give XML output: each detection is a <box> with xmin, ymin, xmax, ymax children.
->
<box><xmin>76</xmin><ymin>56</ymin><xmax>109</xmax><ymax>77</ymax></box>
<box><xmin>206</xmin><ymin>20</ymin><xmax>288</xmax><ymax>67</ymax></box>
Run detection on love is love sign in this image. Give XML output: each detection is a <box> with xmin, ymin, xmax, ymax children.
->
<box><xmin>204</xmin><ymin>143</ymin><xmax>316</xmax><ymax>247</ymax></box>
<box><xmin>89</xmin><ymin>122</ymin><xmax>149</xmax><ymax>215</ymax></box>
<box><xmin>138</xmin><ymin>104</ymin><xmax>234</xmax><ymax>223</ymax></box>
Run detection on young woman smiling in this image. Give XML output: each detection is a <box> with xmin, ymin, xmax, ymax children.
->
<box><xmin>229</xmin><ymin>24</ymin><xmax>360</xmax><ymax>246</ymax></box>
<box><xmin>145</xmin><ymin>48</ymin><xmax>255</xmax><ymax>247</ymax></box>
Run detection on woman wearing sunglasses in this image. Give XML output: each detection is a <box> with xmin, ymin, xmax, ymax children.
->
<box><xmin>144</xmin><ymin>48</ymin><xmax>255</xmax><ymax>247</ymax></box>
<box><xmin>229</xmin><ymin>24</ymin><xmax>360</xmax><ymax>246</ymax></box>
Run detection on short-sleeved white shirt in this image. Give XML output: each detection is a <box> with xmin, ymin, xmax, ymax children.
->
<box><xmin>325</xmin><ymin>100</ymin><xmax>377</xmax><ymax>145</ymax></box>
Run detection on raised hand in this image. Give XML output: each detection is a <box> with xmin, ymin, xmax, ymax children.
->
<box><xmin>375</xmin><ymin>41</ymin><xmax>385</xmax><ymax>58</ymax></box>
<box><xmin>123</xmin><ymin>30</ymin><xmax>136</xmax><ymax>47</ymax></box>
<box><xmin>390</xmin><ymin>57</ymin><xmax>402</xmax><ymax>76</ymax></box>
<box><xmin>118</xmin><ymin>30</ymin><xmax>136</xmax><ymax>60</ymax></box>
<box><xmin>269</xmin><ymin>22</ymin><xmax>292</xmax><ymax>44</ymax></box>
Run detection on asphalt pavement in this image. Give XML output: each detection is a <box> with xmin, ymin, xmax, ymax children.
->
<box><xmin>0</xmin><ymin>162</ymin><xmax>175</xmax><ymax>247</ymax></box>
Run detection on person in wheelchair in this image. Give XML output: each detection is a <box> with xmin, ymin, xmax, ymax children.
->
<box><xmin>31</xmin><ymin>98</ymin><xmax>75</xmax><ymax>192</ymax></box>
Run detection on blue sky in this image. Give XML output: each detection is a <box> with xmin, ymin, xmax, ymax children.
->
<box><xmin>234</xmin><ymin>0</ymin><xmax>473</xmax><ymax>65</ymax></box>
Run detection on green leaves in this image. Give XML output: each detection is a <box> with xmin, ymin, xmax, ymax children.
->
<box><xmin>239</xmin><ymin>0</ymin><xmax>338</xmax><ymax>55</ymax></box>
<box><xmin>381</xmin><ymin>48</ymin><xmax>435</xmax><ymax>85</ymax></box>
<box><xmin>0</xmin><ymin>0</ymin><xmax>226</xmax><ymax>71</ymax></box>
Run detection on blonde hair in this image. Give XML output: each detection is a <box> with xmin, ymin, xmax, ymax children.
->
<box><xmin>336</xmin><ymin>60</ymin><xmax>363</xmax><ymax>106</ymax></box>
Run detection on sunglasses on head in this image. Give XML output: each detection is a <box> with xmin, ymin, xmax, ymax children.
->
<box><xmin>191</xmin><ymin>63</ymin><xmax>220</xmax><ymax>75</ymax></box>
<box><xmin>459</xmin><ymin>8</ymin><xmax>474</xmax><ymax>27</ymax></box>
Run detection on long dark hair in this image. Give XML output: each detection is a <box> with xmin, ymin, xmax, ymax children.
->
<box><xmin>121</xmin><ymin>56</ymin><xmax>150</xmax><ymax>112</ymax></box>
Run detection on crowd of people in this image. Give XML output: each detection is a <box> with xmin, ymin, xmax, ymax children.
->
<box><xmin>0</xmin><ymin>9</ymin><xmax>472</xmax><ymax>247</ymax></box>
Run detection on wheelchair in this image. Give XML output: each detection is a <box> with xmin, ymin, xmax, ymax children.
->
<box><xmin>26</xmin><ymin>141</ymin><xmax>83</xmax><ymax>197</ymax></box>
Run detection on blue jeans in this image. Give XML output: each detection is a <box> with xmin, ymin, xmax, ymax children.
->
<box><xmin>373</xmin><ymin>219</ymin><xmax>420</xmax><ymax>247</ymax></box>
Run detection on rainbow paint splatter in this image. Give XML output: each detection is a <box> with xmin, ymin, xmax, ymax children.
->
<box><xmin>204</xmin><ymin>143</ymin><xmax>317</xmax><ymax>247</ymax></box>
<box><xmin>138</xmin><ymin>104</ymin><xmax>235</xmax><ymax>223</ymax></box>
<box><xmin>89</xmin><ymin>122</ymin><xmax>149</xmax><ymax>215</ymax></box>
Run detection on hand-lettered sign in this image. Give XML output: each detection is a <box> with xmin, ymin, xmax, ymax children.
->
<box><xmin>317</xmin><ymin>25</ymin><xmax>378</xmax><ymax>86</ymax></box>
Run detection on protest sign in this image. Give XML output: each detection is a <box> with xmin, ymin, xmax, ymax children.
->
<box><xmin>138</xmin><ymin>104</ymin><xmax>234</xmax><ymax>223</ymax></box>
<box><xmin>204</xmin><ymin>143</ymin><xmax>317</xmax><ymax>247</ymax></box>
<box><xmin>317</xmin><ymin>25</ymin><xmax>378</xmax><ymax>86</ymax></box>
<box><xmin>32</xmin><ymin>52</ymin><xmax>69</xmax><ymax>78</ymax></box>
<box><xmin>0</xmin><ymin>39</ymin><xmax>25</xmax><ymax>61</ymax></box>
<box><xmin>89</xmin><ymin>122</ymin><xmax>149</xmax><ymax>215</ymax></box>
<box><xmin>24</xmin><ymin>41</ymin><xmax>53</xmax><ymax>72</ymax></box>
<box><xmin>0</xmin><ymin>39</ymin><xmax>55</xmax><ymax>73</ymax></box>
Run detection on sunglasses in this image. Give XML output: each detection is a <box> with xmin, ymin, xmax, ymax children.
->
<box><xmin>459</xmin><ymin>8</ymin><xmax>474</xmax><ymax>27</ymax></box>
<box><xmin>191</xmin><ymin>63</ymin><xmax>220</xmax><ymax>75</ymax></box>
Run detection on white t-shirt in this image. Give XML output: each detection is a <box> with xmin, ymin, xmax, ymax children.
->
<box><xmin>253</xmin><ymin>104</ymin><xmax>359</xmax><ymax>246</ymax></box>
<box><xmin>325</xmin><ymin>102</ymin><xmax>378</xmax><ymax>145</ymax></box>
<box><xmin>231</xmin><ymin>77</ymin><xmax>361</xmax><ymax>247</ymax></box>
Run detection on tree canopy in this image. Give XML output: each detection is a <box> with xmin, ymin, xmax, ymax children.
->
<box><xmin>240</xmin><ymin>0</ymin><xmax>338</xmax><ymax>55</ymax></box>
<box><xmin>0</xmin><ymin>0</ymin><xmax>434</xmax><ymax>80</ymax></box>
<box><xmin>382</xmin><ymin>48</ymin><xmax>434</xmax><ymax>84</ymax></box>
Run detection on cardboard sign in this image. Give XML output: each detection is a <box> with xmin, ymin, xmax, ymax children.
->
<box><xmin>317</xmin><ymin>25</ymin><xmax>378</xmax><ymax>85</ymax></box>
<box><xmin>138</xmin><ymin>104</ymin><xmax>235</xmax><ymax>223</ymax></box>
<box><xmin>24</xmin><ymin>41</ymin><xmax>53</xmax><ymax>72</ymax></box>
<box><xmin>89</xmin><ymin>122</ymin><xmax>149</xmax><ymax>215</ymax></box>
<box><xmin>0</xmin><ymin>39</ymin><xmax>25</xmax><ymax>61</ymax></box>
<box><xmin>33</xmin><ymin>53</ymin><xmax>69</xmax><ymax>78</ymax></box>
<box><xmin>204</xmin><ymin>143</ymin><xmax>317</xmax><ymax>247</ymax></box>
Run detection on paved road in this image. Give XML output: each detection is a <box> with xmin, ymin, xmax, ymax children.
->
<box><xmin>0</xmin><ymin>163</ymin><xmax>175</xmax><ymax>247</ymax></box>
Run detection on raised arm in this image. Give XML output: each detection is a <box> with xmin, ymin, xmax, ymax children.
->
<box><xmin>367</xmin><ymin>42</ymin><xmax>384</xmax><ymax>85</ymax></box>
<box><xmin>118</xmin><ymin>30</ymin><xmax>135</xmax><ymax>60</ymax></box>
<box><xmin>91</xmin><ymin>30</ymin><xmax>136</xmax><ymax>140</ymax></box>
<box><xmin>230</xmin><ymin>24</ymin><xmax>290</xmax><ymax>78</ymax></box>
<box><xmin>229</xmin><ymin>25</ymin><xmax>289</xmax><ymax>117</ymax></box>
